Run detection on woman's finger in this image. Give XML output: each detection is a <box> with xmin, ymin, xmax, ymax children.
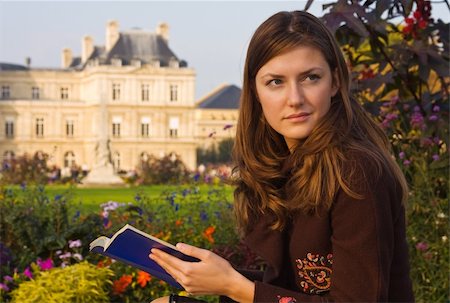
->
<box><xmin>149</xmin><ymin>249</ymin><xmax>184</xmax><ymax>280</ymax></box>
<box><xmin>176</xmin><ymin>243</ymin><xmax>209</xmax><ymax>260</ymax></box>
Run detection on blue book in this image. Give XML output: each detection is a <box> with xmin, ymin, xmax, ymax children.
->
<box><xmin>89</xmin><ymin>224</ymin><xmax>199</xmax><ymax>289</ymax></box>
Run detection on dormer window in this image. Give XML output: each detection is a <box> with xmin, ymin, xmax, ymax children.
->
<box><xmin>131</xmin><ymin>59</ymin><xmax>141</xmax><ymax>67</ymax></box>
<box><xmin>88</xmin><ymin>58</ymin><xmax>99</xmax><ymax>67</ymax></box>
<box><xmin>111</xmin><ymin>57</ymin><xmax>122</xmax><ymax>67</ymax></box>
<box><xmin>151</xmin><ymin>59</ymin><xmax>160</xmax><ymax>68</ymax></box>
<box><xmin>169</xmin><ymin>57</ymin><xmax>179</xmax><ymax>68</ymax></box>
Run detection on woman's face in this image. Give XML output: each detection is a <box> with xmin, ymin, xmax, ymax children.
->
<box><xmin>255</xmin><ymin>45</ymin><xmax>339</xmax><ymax>150</ymax></box>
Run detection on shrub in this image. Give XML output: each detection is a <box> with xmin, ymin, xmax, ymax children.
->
<box><xmin>9</xmin><ymin>261</ymin><xmax>113</xmax><ymax>303</ymax></box>
<box><xmin>0</xmin><ymin>185</ymin><xmax>104</xmax><ymax>275</ymax></box>
<box><xmin>138</xmin><ymin>153</ymin><xmax>190</xmax><ymax>185</ymax></box>
<box><xmin>311</xmin><ymin>0</ymin><xmax>449</xmax><ymax>300</ymax></box>
<box><xmin>0</xmin><ymin>152</ymin><xmax>50</xmax><ymax>185</ymax></box>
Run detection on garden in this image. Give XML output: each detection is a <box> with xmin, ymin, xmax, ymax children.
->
<box><xmin>0</xmin><ymin>0</ymin><xmax>449</xmax><ymax>302</ymax></box>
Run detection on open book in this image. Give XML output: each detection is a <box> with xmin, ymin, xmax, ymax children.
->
<box><xmin>89</xmin><ymin>224</ymin><xmax>199</xmax><ymax>289</ymax></box>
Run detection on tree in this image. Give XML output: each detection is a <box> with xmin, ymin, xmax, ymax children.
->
<box><xmin>305</xmin><ymin>0</ymin><xmax>449</xmax><ymax>299</ymax></box>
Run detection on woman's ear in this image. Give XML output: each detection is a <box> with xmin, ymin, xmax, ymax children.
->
<box><xmin>331</xmin><ymin>69</ymin><xmax>340</xmax><ymax>97</ymax></box>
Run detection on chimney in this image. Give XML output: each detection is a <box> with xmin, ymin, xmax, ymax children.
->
<box><xmin>82</xmin><ymin>35</ymin><xmax>94</xmax><ymax>63</ymax></box>
<box><xmin>106</xmin><ymin>20</ymin><xmax>119</xmax><ymax>52</ymax></box>
<box><xmin>156</xmin><ymin>22</ymin><xmax>169</xmax><ymax>44</ymax></box>
<box><xmin>61</xmin><ymin>48</ymin><xmax>72</xmax><ymax>68</ymax></box>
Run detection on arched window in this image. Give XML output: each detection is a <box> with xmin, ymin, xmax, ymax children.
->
<box><xmin>64</xmin><ymin>151</ymin><xmax>76</xmax><ymax>168</ymax></box>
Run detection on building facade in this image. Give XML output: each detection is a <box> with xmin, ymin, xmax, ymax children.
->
<box><xmin>0</xmin><ymin>21</ymin><xmax>239</xmax><ymax>172</ymax></box>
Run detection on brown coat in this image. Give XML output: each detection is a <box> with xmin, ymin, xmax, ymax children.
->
<box><xmin>224</xmin><ymin>155</ymin><xmax>414</xmax><ymax>302</ymax></box>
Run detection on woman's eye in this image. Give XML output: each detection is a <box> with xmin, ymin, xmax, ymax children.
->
<box><xmin>267</xmin><ymin>79</ymin><xmax>283</xmax><ymax>86</ymax></box>
<box><xmin>306</xmin><ymin>74</ymin><xmax>321</xmax><ymax>81</ymax></box>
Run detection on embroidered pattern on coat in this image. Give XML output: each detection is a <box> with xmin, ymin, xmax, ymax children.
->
<box><xmin>277</xmin><ymin>296</ymin><xmax>296</xmax><ymax>303</ymax></box>
<box><xmin>295</xmin><ymin>252</ymin><xmax>332</xmax><ymax>294</ymax></box>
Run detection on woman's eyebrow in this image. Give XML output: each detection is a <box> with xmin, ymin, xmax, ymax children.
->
<box><xmin>259</xmin><ymin>67</ymin><xmax>324</xmax><ymax>79</ymax></box>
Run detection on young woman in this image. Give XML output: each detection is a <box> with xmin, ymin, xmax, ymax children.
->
<box><xmin>150</xmin><ymin>11</ymin><xmax>414</xmax><ymax>303</ymax></box>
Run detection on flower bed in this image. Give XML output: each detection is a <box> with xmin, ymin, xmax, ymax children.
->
<box><xmin>0</xmin><ymin>184</ymin><xmax>262</xmax><ymax>302</ymax></box>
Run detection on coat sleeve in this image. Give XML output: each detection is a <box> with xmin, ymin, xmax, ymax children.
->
<box><xmin>250</xmin><ymin>166</ymin><xmax>407</xmax><ymax>302</ymax></box>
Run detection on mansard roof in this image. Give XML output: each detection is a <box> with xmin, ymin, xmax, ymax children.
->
<box><xmin>198</xmin><ymin>84</ymin><xmax>241</xmax><ymax>109</ymax></box>
<box><xmin>106</xmin><ymin>31</ymin><xmax>179</xmax><ymax>66</ymax></box>
<box><xmin>0</xmin><ymin>63</ymin><xmax>29</xmax><ymax>71</ymax></box>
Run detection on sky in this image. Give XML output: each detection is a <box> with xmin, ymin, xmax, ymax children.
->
<box><xmin>0</xmin><ymin>1</ymin><xmax>449</xmax><ymax>100</ymax></box>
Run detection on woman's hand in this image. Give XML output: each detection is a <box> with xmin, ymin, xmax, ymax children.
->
<box><xmin>149</xmin><ymin>243</ymin><xmax>254</xmax><ymax>302</ymax></box>
<box><xmin>149</xmin><ymin>296</ymin><xmax>169</xmax><ymax>303</ymax></box>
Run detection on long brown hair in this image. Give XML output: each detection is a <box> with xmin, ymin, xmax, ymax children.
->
<box><xmin>232</xmin><ymin>11</ymin><xmax>408</xmax><ymax>235</ymax></box>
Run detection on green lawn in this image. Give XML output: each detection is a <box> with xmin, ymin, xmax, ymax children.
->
<box><xmin>41</xmin><ymin>184</ymin><xmax>234</xmax><ymax>213</ymax></box>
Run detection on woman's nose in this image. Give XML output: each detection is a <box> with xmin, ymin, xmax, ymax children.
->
<box><xmin>286</xmin><ymin>84</ymin><xmax>304</xmax><ymax>107</ymax></box>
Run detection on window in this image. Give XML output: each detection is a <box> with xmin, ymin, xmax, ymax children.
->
<box><xmin>60</xmin><ymin>87</ymin><xmax>69</xmax><ymax>100</ymax></box>
<box><xmin>112</xmin><ymin>116</ymin><xmax>122</xmax><ymax>137</ymax></box>
<box><xmin>112</xmin><ymin>83</ymin><xmax>121</xmax><ymax>101</ymax></box>
<box><xmin>169</xmin><ymin>116</ymin><xmax>179</xmax><ymax>138</ymax></box>
<box><xmin>170</xmin><ymin>85</ymin><xmax>178</xmax><ymax>102</ymax></box>
<box><xmin>141</xmin><ymin>84</ymin><xmax>150</xmax><ymax>101</ymax></box>
<box><xmin>32</xmin><ymin>87</ymin><xmax>40</xmax><ymax>99</ymax></box>
<box><xmin>64</xmin><ymin>151</ymin><xmax>76</xmax><ymax>168</ymax></box>
<box><xmin>36</xmin><ymin>118</ymin><xmax>44</xmax><ymax>137</ymax></box>
<box><xmin>66</xmin><ymin>119</ymin><xmax>74</xmax><ymax>137</ymax></box>
<box><xmin>141</xmin><ymin>117</ymin><xmax>150</xmax><ymax>137</ymax></box>
<box><xmin>1</xmin><ymin>86</ymin><xmax>10</xmax><ymax>99</ymax></box>
<box><xmin>5</xmin><ymin>118</ymin><xmax>14</xmax><ymax>138</ymax></box>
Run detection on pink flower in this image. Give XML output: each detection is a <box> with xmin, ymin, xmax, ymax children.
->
<box><xmin>0</xmin><ymin>283</ymin><xmax>9</xmax><ymax>292</ymax></box>
<box><xmin>223</xmin><ymin>124</ymin><xmax>233</xmax><ymax>130</ymax></box>
<box><xmin>428</xmin><ymin>114</ymin><xmax>438</xmax><ymax>121</ymax></box>
<box><xmin>432</xmin><ymin>105</ymin><xmax>440</xmax><ymax>112</ymax></box>
<box><xmin>398</xmin><ymin>152</ymin><xmax>405</xmax><ymax>159</ymax></box>
<box><xmin>432</xmin><ymin>154</ymin><xmax>440</xmax><ymax>161</ymax></box>
<box><xmin>59</xmin><ymin>252</ymin><xmax>72</xmax><ymax>259</ymax></box>
<box><xmin>23</xmin><ymin>267</ymin><xmax>33</xmax><ymax>279</ymax></box>
<box><xmin>403</xmin><ymin>160</ymin><xmax>411</xmax><ymax>166</ymax></box>
<box><xmin>37</xmin><ymin>258</ymin><xmax>54</xmax><ymax>271</ymax></box>
<box><xmin>410</xmin><ymin>112</ymin><xmax>425</xmax><ymax>129</ymax></box>
<box><xmin>416</xmin><ymin>242</ymin><xmax>429</xmax><ymax>251</ymax></box>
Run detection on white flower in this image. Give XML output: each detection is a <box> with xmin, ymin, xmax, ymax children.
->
<box><xmin>442</xmin><ymin>236</ymin><xmax>448</xmax><ymax>243</ymax></box>
<box><xmin>73</xmin><ymin>253</ymin><xmax>83</xmax><ymax>261</ymax></box>
<box><xmin>68</xmin><ymin>239</ymin><xmax>82</xmax><ymax>248</ymax></box>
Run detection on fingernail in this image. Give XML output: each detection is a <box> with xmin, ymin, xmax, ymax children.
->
<box><xmin>176</xmin><ymin>243</ymin><xmax>184</xmax><ymax>250</ymax></box>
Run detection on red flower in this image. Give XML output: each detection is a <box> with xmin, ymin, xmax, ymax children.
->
<box><xmin>112</xmin><ymin>274</ymin><xmax>133</xmax><ymax>294</ymax></box>
<box><xmin>413</xmin><ymin>10</ymin><xmax>422</xmax><ymax>20</ymax></box>
<box><xmin>418</xmin><ymin>20</ymin><xmax>428</xmax><ymax>29</ymax></box>
<box><xmin>405</xmin><ymin>17</ymin><xmax>414</xmax><ymax>24</ymax></box>
<box><xmin>97</xmin><ymin>258</ymin><xmax>112</xmax><ymax>268</ymax></box>
<box><xmin>203</xmin><ymin>226</ymin><xmax>215</xmax><ymax>244</ymax></box>
<box><xmin>137</xmin><ymin>270</ymin><xmax>152</xmax><ymax>287</ymax></box>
